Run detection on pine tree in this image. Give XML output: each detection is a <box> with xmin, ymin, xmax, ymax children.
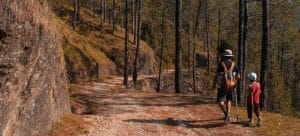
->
<box><xmin>260</xmin><ymin>0</ymin><xmax>271</xmax><ymax>110</ymax></box>
<box><xmin>175</xmin><ymin>0</ymin><xmax>182</xmax><ymax>93</ymax></box>
<box><xmin>133</xmin><ymin>0</ymin><xmax>142</xmax><ymax>84</ymax></box>
<box><xmin>123</xmin><ymin>0</ymin><xmax>129</xmax><ymax>88</ymax></box>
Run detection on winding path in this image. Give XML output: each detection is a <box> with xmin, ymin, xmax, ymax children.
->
<box><xmin>70</xmin><ymin>76</ymin><xmax>256</xmax><ymax>136</ymax></box>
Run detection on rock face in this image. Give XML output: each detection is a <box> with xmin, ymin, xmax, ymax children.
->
<box><xmin>0</xmin><ymin>0</ymin><xmax>70</xmax><ymax>136</ymax></box>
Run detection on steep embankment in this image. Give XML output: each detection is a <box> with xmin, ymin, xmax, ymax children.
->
<box><xmin>0</xmin><ymin>0</ymin><xmax>70</xmax><ymax>136</ymax></box>
<box><xmin>51</xmin><ymin>4</ymin><xmax>158</xmax><ymax>83</ymax></box>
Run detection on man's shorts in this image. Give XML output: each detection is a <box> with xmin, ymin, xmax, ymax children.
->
<box><xmin>217</xmin><ymin>88</ymin><xmax>234</xmax><ymax>102</ymax></box>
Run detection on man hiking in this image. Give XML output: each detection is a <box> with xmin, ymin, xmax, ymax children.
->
<box><xmin>213</xmin><ymin>49</ymin><xmax>240</xmax><ymax>124</ymax></box>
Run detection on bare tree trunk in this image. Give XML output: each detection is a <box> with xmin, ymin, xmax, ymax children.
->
<box><xmin>192</xmin><ymin>0</ymin><xmax>201</xmax><ymax>93</ymax></box>
<box><xmin>93</xmin><ymin>0</ymin><xmax>96</xmax><ymax>17</ymax></box>
<box><xmin>242</xmin><ymin>0</ymin><xmax>248</xmax><ymax>104</ymax></box>
<box><xmin>237</xmin><ymin>0</ymin><xmax>245</xmax><ymax>103</ymax></box>
<box><xmin>133</xmin><ymin>0</ymin><xmax>137</xmax><ymax>44</ymax></box>
<box><xmin>112</xmin><ymin>0</ymin><xmax>117</xmax><ymax>35</ymax></box>
<box><xmin>280</xmin><ymin>43</ymin><xmax>284</xmax><ymax>70</ymax></box>
<box><xmin>292</xmin><ymin>63</ymin><xmax>297</xmax><ymax>108</ymax></box>
<box><xmin>157</xmin><ymin>7</ymin><xmax>165</xmax><ymax>92</ymax></box>
<box><xmin>77</xmin><ymin>0</ymin><xmax>80</xmax><ymax>20</ymax></box>
<box><xmin>104</xmin><ymin>0</ymin><xmax>107</xmax><ymax>23</ymax></box>
<box><xmin>101</xmin><ymin>0</ymin><xmax>104</xmax><ymax>27</ymax></box>
<box><xmin>205</xmin><ymin>0</ymin><xmax>210</xmax><ymax>76</ymax></box>
<box><xmin>217</xmin><ymin>0</ymin><xmax>221</xmax><ymax>63</ymax></box>
<box><xmin>72</xmin><ymin>0</ymin><xmax>78</xmax><ymax>30</ymax></box>
<box><xmin>187</xmin><ymin>24</ymin><xmax>191</xmax><ymax>72</ymax></box>
<box><xmin>175</xmin><ymin>0</ymin><xmax>182</xmax><ymax>93</ymax></box>
<box><xmin>123</xmin><ymin>0</ymin><xmax>129</xmax><ymax>88</ymax></box>
<box><xmin>133</xmin><ymin>0</ymin><xmax>142</xmax><ymax>84</ymax></box>
<box><xmin>260</xmin><ymin>0</ymin><xmax>270</xmax><ymax>110</ymax></box>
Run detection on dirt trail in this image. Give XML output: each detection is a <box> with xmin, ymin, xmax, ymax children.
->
<box><xmin>70</xmin><ymin>76</ymin><xmax>256</xmax><ymax>136</ymax></box>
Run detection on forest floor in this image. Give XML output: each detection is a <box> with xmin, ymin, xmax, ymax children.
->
<box><xmin>49</xmin><ymin>75</ymin><xmax>300</xmax><ymax>136</ymax></box>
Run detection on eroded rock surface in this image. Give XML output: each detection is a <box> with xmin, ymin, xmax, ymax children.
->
<box><xmin>0</xmin><ymin>1</ymin><xmax>70</xmax><ymax>135</ymax></box>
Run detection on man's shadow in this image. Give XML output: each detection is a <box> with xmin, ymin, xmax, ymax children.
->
<box><xmin>124</xmin><ymin>118</ymin><xmax>227</xmax><ymax>129</ymax></box>
<box><xmin>124</xmin><ymin>117</ymin><xmax>251</xmax><ymax>128</ymax></box>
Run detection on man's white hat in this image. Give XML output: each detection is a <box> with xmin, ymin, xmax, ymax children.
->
<box><xmin>223</xmin><ymin>49</ymin><xmax>234</xmax><ymax>57</ymax></box>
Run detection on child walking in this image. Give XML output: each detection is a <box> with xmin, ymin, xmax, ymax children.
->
<box><xmin>247</xmin><ymin>72</ymin><xmax>262</xmax><ymax>127</ymax></box>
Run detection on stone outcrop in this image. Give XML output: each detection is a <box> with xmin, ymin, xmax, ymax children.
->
<box><xmin>0</xmin><ymin>0</ymin><xmax>70</xmax><ymax>135</ymax></box>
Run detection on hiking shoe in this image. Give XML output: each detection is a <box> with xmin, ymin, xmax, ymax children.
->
<box><xmin>257</xmin><ymin>118</ymin><xmax>262</xmax><ymax>127</ymax></box>
<box><xmin>225</xmin><ymin>114</ymin><xmax>230</xmax><ymax>124</ymax></box>
<box><xmin>248</xmin><ymin>119</ymin><xmax>254</xmax><ymax>127</ymax></box>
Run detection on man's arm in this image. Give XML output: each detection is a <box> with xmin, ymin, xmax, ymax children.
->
<box><xmin>234</xmin><ymin>65</ymin><xmax>241</xmax><ymax>80</ymax></box>
<box><xmin>213</xmin><ymin>73</ymin><xmax>218</xmax><ymax>89</ymax></box>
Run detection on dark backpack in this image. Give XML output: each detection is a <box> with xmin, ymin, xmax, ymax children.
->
<box><xmin>221</xmin><ymin>61</ymin><xmax>237</xmax><ymax>93</ymax></box>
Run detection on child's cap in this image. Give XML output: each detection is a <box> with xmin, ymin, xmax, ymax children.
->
<box><xmin>248</xmin><ymin>72</ymin><xmax>257</xmax><ymax>81</ymax></box>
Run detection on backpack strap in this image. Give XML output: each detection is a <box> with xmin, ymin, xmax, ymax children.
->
<box><xmin>221</xmin><ymin>62</ymin><xmax>228</xmax><ymax>72</ymax></box>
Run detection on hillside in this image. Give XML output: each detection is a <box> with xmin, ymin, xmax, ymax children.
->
<box><xmin>50</xmin><ymin>3</ymin><xmax>158</xmax><ymax>83</ymax></box>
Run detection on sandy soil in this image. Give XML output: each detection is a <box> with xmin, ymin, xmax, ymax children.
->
<box><xmin>69</xmin><ymin>76</ymin><xmax>256</xmax><ymax>136</ymax></box>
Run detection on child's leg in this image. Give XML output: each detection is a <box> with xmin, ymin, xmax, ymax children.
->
<box><xmin>254</xmin><ymin>104</ymin><xmax>262</xmax><ymax>127</ymax></box>
<box><xmin>254</xmin><ymin>104</ymin><xmax>260</xmax><ymax>118</ymax></box>
<box><xmin>247</xmin><ymin>102</ymin><xmax>253</xmax><ymax>120</ymax></box>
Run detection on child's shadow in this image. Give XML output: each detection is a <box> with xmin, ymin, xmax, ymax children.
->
<box><xmin>232</xmin><ymin>121</ymin><xmax>251</xmax><ymax>127</ymax></box>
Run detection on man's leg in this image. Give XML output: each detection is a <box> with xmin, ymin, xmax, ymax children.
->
<box><xmin>226</xmin><ymin>100</ymin><xmax>231</xmax><ymax>114</ymax></box>
<box><xmin>219</xmin><ymin>101</ymin><xmax>228</xmax><ymax>116</ymax></box>
<box><xmin>217</xmin><ymin>89</ymin><xmax>228</xmax><ymax>117</ymax></box>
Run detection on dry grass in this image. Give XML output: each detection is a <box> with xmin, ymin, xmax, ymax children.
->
<box><xmin>235</xmin><ymin>108</ymin><xmax>300</xmax><ymax>136</ymax></box>
<box><xmin>48</xmin><ymin>114</ymin><xmax>90</xmax><ymax>136</ymax></box>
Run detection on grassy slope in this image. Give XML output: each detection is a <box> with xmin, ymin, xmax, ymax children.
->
<box><xmin>51</xmin><ymin>4</ymin><xmax>158</xmax><ymax>82</ymax></box>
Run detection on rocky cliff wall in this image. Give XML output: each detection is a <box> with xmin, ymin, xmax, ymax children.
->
<box><xmin>0</xmin><ymin>0</ymin><xmax>70</xmax><ymax>135</ymax></box>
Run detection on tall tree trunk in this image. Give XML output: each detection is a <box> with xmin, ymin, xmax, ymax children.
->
<box><xmin>242</xmin><ymin>0</ymin><xmax>248</xmax><ymax>103</ymax></box>
<box><xmin>280</xmin><ymin>43</ymin><xmax>284</xmax><ymax>70</ymax></box>
<box><xmin>187</xmin><ymin>24</ymin><xmax>191</xmax><ymax>72</ymax></box>
<box><xmin>104</xmin><ymin>0</ymin><xmax>107</xmax><ymax>23</ymax></box>
<box><xmin>133</xmin><ymin>0</ymin><xmax>137</xmax><ymax>44</ymax></box>
<box><xmin>175</xmin><ymin>0</ymin><xmax>182</xmax><ymax>93</ymax></box>
<box><xmin>93</xmin><ymin>0</ymin><xmax>96</xmax><ymax>17</ymax></box>
<box><xmin>77</xmin><ymin>0</ymin><xmax>80</xmax><ymax>20</ymax></box>
<box><xmin>101</xmin><ymin>0</ymin><xmax>104</xmax><ymax>27</ymax></box>
<box><xmin>205</xmin><ymin>0</ymin><xmax>210</xmax><ymax>76</ymax></box>
<box><xmin>292</xmin><ymin>63</ymin><xmax>297</xmax><ymax>108</ymax></box>
<box><xmin>237</xmin><ymin>0</ymin><xmax>245</xmax><ymax>103</ymax></box>
<box><xmin>112</xmin><ymin>0</ymin><xmax>116</xmax><ymax>35</ymax></box>
<box><xmin>260</xmin><ymin>0</ymin><xmax>270</xmax><ymax>110</ymax></box>
<box><xmin>133</xmin><ymin>0</ymin><xmax>142</xmax><ymax>84</ymax></box>
<box><xmin>123</xmin><ymin>0</ymin><xmax>129</xmax><ymax>88</ymax></box>
<box><xmin>72</xmin><ymin>0</ymin><xmax>78</xmax><ymax>30</ymax></box>
<box><xmin>217</xmin><ymin>0</ymin><xmax>221</xmax><ymax>63</ymax></box>
<box><xmin>192</xmin><ymin>0</ymin><xmax>201</xmax><ymax>93</ymax></box>
<box><xmin>157</xmin><ymin>7</ymin><xmax>165</xmax><ymax>92</ymax></box>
